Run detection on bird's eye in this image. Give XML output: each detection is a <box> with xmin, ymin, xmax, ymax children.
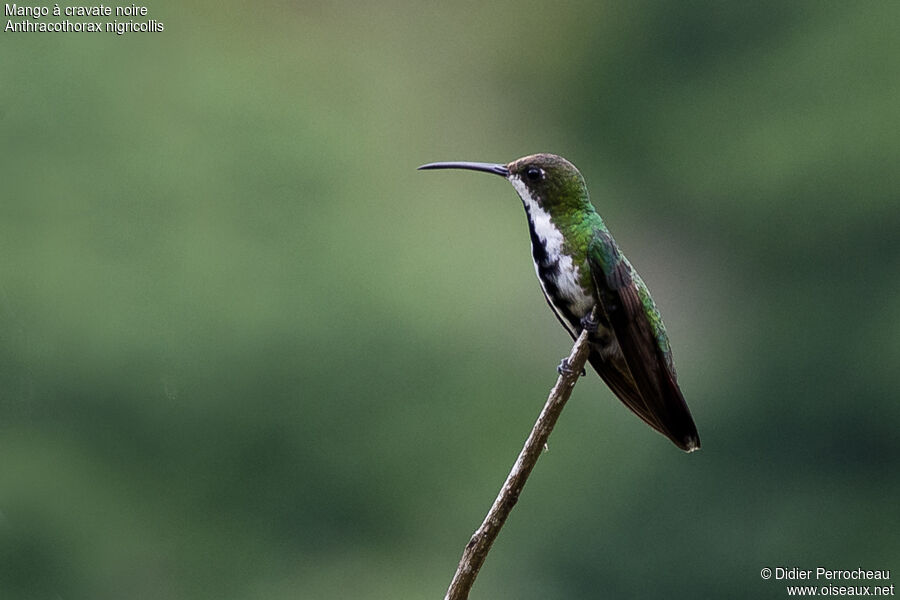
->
<box><xmin>525</xmin><ymin>167</ymin><xmax>544</xmax><ymax>182</ymax></box>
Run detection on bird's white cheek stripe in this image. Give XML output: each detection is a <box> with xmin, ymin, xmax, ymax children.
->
<box><xmin>509</xmin><ymin>176</ymin><xmax>593</xmax><ymax>316</ymax></box>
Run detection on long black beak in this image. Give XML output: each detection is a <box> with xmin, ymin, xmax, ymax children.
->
<box><xmin>417</xmin><ymin>161</ymin><xmax>509</xmax><ymax>177</ymax></box>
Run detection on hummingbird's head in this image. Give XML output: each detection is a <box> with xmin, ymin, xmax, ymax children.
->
<box><xmin>505</xmin><ymin>154</ymin><xmax>589</xmax><ymax>213</ymax></box>
<box><xmin>418</xmin><ymin>153</ymin><xmax>590</xmax><ymax>214</ymax></box>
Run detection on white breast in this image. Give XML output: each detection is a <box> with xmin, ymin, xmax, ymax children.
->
<box><xmin>509</xmin><ymin>176</ymin><xmax>594</xmax><ymax>322</ymax></box>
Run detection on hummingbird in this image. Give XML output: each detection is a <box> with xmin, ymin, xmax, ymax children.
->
<box><xmin>418</xmin><ymin>154</ymin><xmax>700</xmax><ymax>452</ymax></box>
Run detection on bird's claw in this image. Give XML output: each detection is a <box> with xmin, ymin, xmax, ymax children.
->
<box><xmin>557</xmin><ymin>358</ymin><xmax>586</xmax><ymax>377</ymax></box>
<box><xmin>580</xmin><ymin>312</ymin><xmax>600</xmax><ymax>334</ymax></box>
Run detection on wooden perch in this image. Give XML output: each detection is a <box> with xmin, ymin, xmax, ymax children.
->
<box><xmin>444</xmin><ymin>316</ymin><xmax>595</xmax><ymax>600</ymax></box>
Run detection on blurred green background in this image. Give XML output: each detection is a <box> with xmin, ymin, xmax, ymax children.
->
<box><xmin>2</xmin><ymin>1</ymin><xmax>898</xmax><ymax>598</ymax></box>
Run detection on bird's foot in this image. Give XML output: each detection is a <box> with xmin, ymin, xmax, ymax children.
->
<box><xmin>580</xmin><ymin>311</ymin><xmax>600</xmax><ymax>334</ymax></box>
<box><xmin>557</xmin><ymin>358</ymin><xmax>586</xmax><ymax>377</ymax></box>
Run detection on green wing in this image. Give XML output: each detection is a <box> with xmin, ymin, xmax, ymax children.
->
<box><xmin>587</xmin><ymin>232</ymin><xmax>700</xmax><ymax>452</ymax></box>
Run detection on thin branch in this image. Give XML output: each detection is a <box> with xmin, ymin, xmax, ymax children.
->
<box><xmin>444</xmin><ymin>314</ymin><xmax>596</xmax><ymax>600</ymax></box>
